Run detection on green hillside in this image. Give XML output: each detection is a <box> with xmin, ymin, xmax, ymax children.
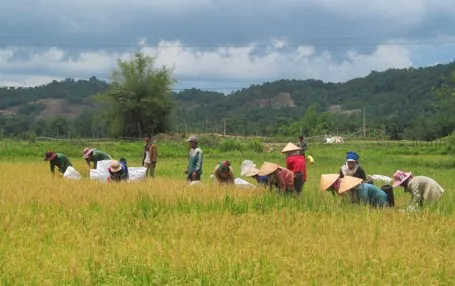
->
<box><xmin>1</xmin><ymin>62</ymin><xmax>455</xmax><ymax>140</ymax></box>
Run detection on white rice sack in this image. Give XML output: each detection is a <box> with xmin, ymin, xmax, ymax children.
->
<box><xmin>369</xmin><ymin>174</ymin><xmax>393</xmax><ymax>184</ymax></box>
<box><xmin>63</xmin><ymin>166</ymin><xmax>81</xmax><ymax>180</ymax></box>
<box><xmin>96</xmin><ymin>160</ymin><xmax>113</xmax><ymax>172</ymax></box>
<box><xmin>128</xmin><ymin>167</ymin><xmax>147</xmax><ymax>181</ymax></box>
<box><xmin>234</xmin><ymin>178</ymin><xmax>255</xmax><ymax>188</ymax></box>
<box><xmin>90</xmin><ymin>169</ymin><xmax>110</xmax><ymax>182</ymax></box>
<box><xmin>241</xmin><ymin>160</ymin><xmax>256</xmax><ymax>176</ymax></box>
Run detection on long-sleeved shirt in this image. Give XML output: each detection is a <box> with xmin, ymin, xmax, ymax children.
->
<box><xmin>50</xmin><ymin>153</ymin><xmax>72</xmax><ymax>174</ymax></box>
<box><xmin>214</xmin><ymin>165</ymin><xmax>234</xmax><ymax>184</ymax></box>
<box><xmin>286</xmin><ymin>154</ymin><xmax>307</xmax><ymax>181</ymax></box>
<box><xmin>405</xmin><ymin>176</ymin><xmax>444</xmax><ymax>209</ymax></box>
<box><xmin>276</xmin><ymin>168</ymin><xmax>295</xmax><ymax>192</ymax></box>
<box><xmin>187</xmin><ymin>147</ymin><xmax>203</xmax><ymax>175</ymax></box>
<box><xmin>89</xmin><ymin>150</ymin><xmax>112</xmax><ymax>169</ymax></box>
<box><xmin>357</xmin><ymin>183</ymin><xmax>389</xmax><ymax>208</ymax></box>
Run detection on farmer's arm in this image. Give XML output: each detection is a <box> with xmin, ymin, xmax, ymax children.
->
<box><xmin>358</xmin><ymin>167</ymin><xmax>367</xmax><ymax>180</ymax></box>
<box><xmin>408</xmin><ymin>184</ymin><xmax>423</xmax><ymax>210</ymax></box>
<box><xmin>142</xmin><ymin>149</ymin><xmax>146</xmax><ymax>165</ymax></box>
<box><xmin>228</xmin><ymin>170</ymin><xmax>235</xmax><ymax>183</ymax></box>
<box><xmin>151</xmin><ymin>145</ymin><xmax>157</xmax><ymax>163</ymax></box>
<box><xmin>50</xmin><ymin>161</ymin><xmax>55</xmax><ymax>175</ymax></box>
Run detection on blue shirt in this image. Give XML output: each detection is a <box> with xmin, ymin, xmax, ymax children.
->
<box><xmin>109</xmin><ymin>161</ymin><xmax>129</xmax><ymax>182</ymax></box>
<box><xmin>358</xmin><ymin>183</ymin><xmax>389</xmax><ymax>207</ymax></box>
<box><xmin>257</xmin><ymin>175</ymin><xmax>269</xmax><ymax>184</ymax></box>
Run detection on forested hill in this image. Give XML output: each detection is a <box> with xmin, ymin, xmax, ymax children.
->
<box><xmin>1</xmin><ymin>62</ymin><xmax>455</xmax><ymax>140</ymax></box>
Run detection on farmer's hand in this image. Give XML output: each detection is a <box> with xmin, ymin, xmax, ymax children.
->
<box><xmin>192</xmin><ymin>171</ymin><xmax>197</xmax><ymax>179</ymax></box>
<box><xmin>184</xmin><ymin>169</ymin><xmax>188</xmax><ymax>174</ymax></box>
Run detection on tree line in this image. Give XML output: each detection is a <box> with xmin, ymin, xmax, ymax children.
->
<box><xmin>0</xmin><ymin>52</ymin><xmax>455</xmax><ymax>140</ymax></box>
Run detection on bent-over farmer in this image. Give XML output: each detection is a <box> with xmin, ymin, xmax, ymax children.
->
<box><xmin>44</xmin><ymin>151</ymin><xmax>72</xmax><ymax>176</ymax></box>
<box><xmin>83</xmin><ymin>148</ymin><xmax>112</xmax><ymax>169</ymax></box>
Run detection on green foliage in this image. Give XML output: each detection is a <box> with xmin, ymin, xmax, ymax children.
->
<box><xmin>218</xmin><ymin>138</ymin><xmax>244</xmax><ymax>152</ymax></box>
<box><xmin>95</xmin><ymin>51</ymin><xmax>176</xmax><ymax>137</ymax></box>
<box><xmin>284</xmin><ymin>103</ymin><xmax>333</xmax><ymax>136</ymax></box>
<box><xmin>18</xmin><ymin>103</ymin><xmax>45</xmax><ymax>115</ymax></box>
<box><xmin>1</xmin><ymin>63</ymin><xmax>455</xmax><ymax>140</ymax></box>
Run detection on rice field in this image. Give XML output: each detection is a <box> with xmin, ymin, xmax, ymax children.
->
<box><xmin>0</xmin><ymin>140</ymin><xmax>454</xmax><ymax>285</ymax></box>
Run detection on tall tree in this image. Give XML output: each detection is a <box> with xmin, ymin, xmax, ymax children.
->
<box><xmin>96</xmin><ymin>51</ymin><xmax>176</xmax><ymax>137</ymax></box>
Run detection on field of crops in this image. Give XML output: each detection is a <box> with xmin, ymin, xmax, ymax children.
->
<box><xmin>0</xmin><ymin>139</ymin><xmax>454</xmax><ymax>285</ymax></box>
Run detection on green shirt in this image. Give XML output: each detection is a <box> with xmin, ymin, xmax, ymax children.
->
<box><xmin>50</xmin><ymin>153</ymin><xmax>72</xmax><ymax>174</ymax></box>
<box><xmin>90</xmin><ymin>150</ymin><xmax>112</xmax><ymax>169</ymax></box>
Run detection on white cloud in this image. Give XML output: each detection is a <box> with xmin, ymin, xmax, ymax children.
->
<box><xmin>0</xmin><ymin>41</ymin><xmax>413</xmax><ymax>88</ymax></box>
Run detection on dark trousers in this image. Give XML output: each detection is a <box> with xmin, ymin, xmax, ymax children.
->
<box><xmin>187</xmin><ymin>171</ymin><xmax>201</xmax><ymax>182</ymax></box>
<box><xmin>294</xmin><ymin>172</ymin><xmax>304</xmax><ymax>194</ymax></box>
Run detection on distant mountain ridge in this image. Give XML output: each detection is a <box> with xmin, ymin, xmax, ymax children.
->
<box><xmin>1</xmin><ymin>62</ymin><xmax>455</xmax><ymax>139</ymax></box>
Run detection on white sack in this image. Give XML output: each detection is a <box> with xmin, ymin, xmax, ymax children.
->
<box><xmin>234</xmin><ymin>178</ymin><xmax>255</xmax><ymax>188</ymax></box>
<box><xmin>241</xmin><ymin>160</ymin><xmax>256</xmax><ymax>176</ymax></box>
<box><xmin>90</xmin><ymin>169</ymin><xmax>110</xmax><ymax>182</ymax></box>
<box><xmin>90</xmin><ymin>160</ymin><xmax>112</xmax><ymax>181</ymax></box>
<box><xmin>369</xmin><ymin>174</ymin><xmax>393</xmax><ymax>184</ymax></box>
<box><xmin>63</xmin><ymin>166</ymin><xmax>81</xmax><ymax>180</ymax></box>
<box><xmin>96</xmin><ymin>160</ymin><xmax>113</xmax><ymax>172</ymax></box>
<box><xmin>128</xmin><ymin>167</ymin><xmax>147</xmax><ymax>181</ymax></box>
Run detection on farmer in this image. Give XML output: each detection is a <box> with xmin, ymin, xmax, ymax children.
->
<box><xmin>244</xmin><ymin>167</ymin><xmax>269</xmax><ymax>186</ymax></box>
<box><xmin>44</xmin><ymin>151</ymin><xmax>72</xmax><ymax>176</ymax></box>
<box><xmin>83</xmin><ymin>148</ymin><xmax>112</xmax><ymax>169</ymax></box>
<box><xmin>392</xmin><ymin>170</ymin><xmax>444</xmax><ymax>211</ymax></box>
<box><xmin>296</xmin><ymin>135</ymin><xmax>307</xmax><ymax>155</ymax></box>
<box><xmin>307</xmin><ymin>153</ymin><xmax>315</xmax><ymax>165</ymax></box>
<box><xmin>321</xmin><ymin>174</ymin><xmax>392</xmax><ymax>208</ymax></box>
<box><xmin>339</xmin><ymin>151</ymin><xmax>367</xmax><ymax>181</ymax></box>
<box><xmin>281</xmin><ymin>142</ymin><xmax>306</xmax><ymax>194</ymax></box>
<box><xmin>142</xmin><ymin>135</ymin><xmax>157</xmax><ymax>177</ymax></box>
<box><xmin>213</xmin><ymin>160</ymin><xmax>234</xmax><ymax>184</ymax></box>
<box><xmin>185</xmin><ymin>136</ymin><xmax>203</xmax><ymax>182</ymax></box>
<box><xmin>258</xmin><ymin>162</ymin><xmax>295</xmax><ymax>194</ymax></box>
<box><xmin>108</xmin><ymin>158</ymin><xmax>129</xmax><ymax>182</ymax></box>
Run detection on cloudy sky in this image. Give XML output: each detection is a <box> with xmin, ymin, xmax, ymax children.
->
<box><xmin>1</xmin><ymin>0</ymin><xmax>455</xmax><ymax>91</ymax></box>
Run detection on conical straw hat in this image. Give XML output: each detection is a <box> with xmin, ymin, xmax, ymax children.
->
<box><xmin>258</xmin><ymin>162</ymin><xmax>279</xmax><ymax>176</ymax></box>
<box><xmin>281</xmin><ymin>142</ymin><xmax>302</xmax><ymax>153</ymax></box>
<box><xmin>244</xmin><ymin>167</ymin><xmax>259</xmax><ymax>177</ymax></box>
<box><xmin>339</xmin><ymin>176</ymin><xmax>363</xmax><ymax>194</ymax></box>
<box><xmin>320</xmin><ymin>174</ymin><xmax>340</xmax><ymax>191</ymax></box>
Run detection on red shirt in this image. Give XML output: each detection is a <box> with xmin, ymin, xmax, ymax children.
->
<box><xmin>276</xmin><ymin>168</ymin><xmax>295</xmax><ymax>191</ymax></box>
<box><xmin>286</xmin><ymin>154</ymin><xmax>307</xmax><ymax>181</ymax></box>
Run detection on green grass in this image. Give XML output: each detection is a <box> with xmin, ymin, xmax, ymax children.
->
<box><xmin>0</xmin><ymin>139</ymin><xmax>454</xmax><ymax>284</ymax></box>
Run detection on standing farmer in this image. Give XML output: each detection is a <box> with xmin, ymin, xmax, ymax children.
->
<box><xmin>83</xmin><ymin>148</ymin><xmax>112</xmax><ymax>169</ymax></box>
<box><xmin>44</xmin><ymin>151</ymin><xmax>72</xmax><ymax>176</ymax></box>
<box><xmin>185</xmin><ymin>136</ymin><xmax>203</xmax><ymax>182</ymax></box>
<box><xmin>142</xmin><ymin>135</ymin><xmax>158</xmax><ymax>177</ymax></box>
<box><xmin>281</xmin><ymin>142</ymin><xmax>306</xmax><ymax>195</ymax></box>
<box><xmin>296</xmin><ymin>136</ymin><xmax>307</xmax><ymax>155</ymax></box>
<box><xmin>392</xmin><ymin>170</ymin><xmax>444</xmax><ymax>211</ymax></box>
